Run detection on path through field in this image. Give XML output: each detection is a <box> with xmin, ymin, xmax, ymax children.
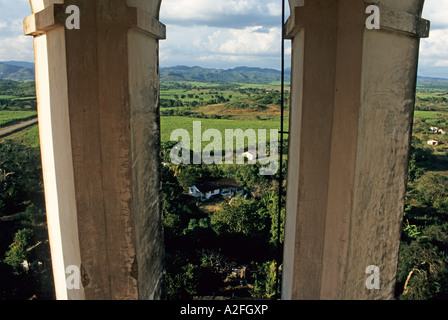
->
<box><xmin>0</xmin><ymin>117</ymin><xmax>38</xmax><ymax>137</ymax></box>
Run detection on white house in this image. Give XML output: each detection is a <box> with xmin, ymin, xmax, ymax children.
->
<box><xmin>243</xmin><ymin>150</ymin><xmax>258</xmax><ymax>161</ymax></box>
<box><xmin>427</xmin><ymin>139</ymin><xmax>439</xmax><ymax>146</ymax></box>
<box><xmin>430</xmin><ymin>126</ymin><xmax>446</xmax><ymax>135</ymax></box>
<box><xmin>430</xmin><ymin>126</ymin><xmax>439</xmax><ymax>133</ymax></box>
<box><xmin>188</xmin><ymin>178</ymin><xmax>244</xmax><ymax>201</ymax></box>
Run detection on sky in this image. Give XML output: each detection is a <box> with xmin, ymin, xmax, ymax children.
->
<box><xmin>0</xmin><ymin>0</ymin><xmax>447</xmax><ymax>77</ymax></box>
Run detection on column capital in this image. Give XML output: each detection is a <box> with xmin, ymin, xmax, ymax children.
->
<box><xmin>127</xmin><ymin>7</ymin><xmax>166</xmax><ymax>39</ymax></box>
<box><xmin>24</xmin><ymin>0</ymin><xmax>166</xmax><ymax>40</ymax></box>
<box><xmin>285</xmin><ymin>0</ymin><xmax>430</xmax><ymax>39</ymax></box>
<box><xmin>24</xmin><ymin>3</ymin><xmax>65</xmax><ymax>36</ymax></box>
<box><xmin>370</xmin><ymin>3</ymin><xmax>430</xmax><ymax>38</ymax></box>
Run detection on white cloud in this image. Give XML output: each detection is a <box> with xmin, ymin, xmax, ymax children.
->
<box><xmin>422</xmin><ymin>0</ymin><xmax>448</xmax><ymax>30</ymax></box>
<box><xmin>206</xmin><ymin>26</ymin><xmax>280</xmax><ymax>55</ymax></box>
<box><xmin>7</xmin><ymin>18</ymin><xmax>26</xmax><ymax>34</ymax></box>
<box><xmin>159</xmin><ymin>24</ymin><xmax>288</xmax><ymax>69</ymax></box>
<box><xmin>0</xmin><ymin>35</ymin><xmax>34</xmax><ymax>62</ymax></box>
<box><xmin>160</xmin><ymin>0</ymin><xmax>280</xmax><ymax>28</ymax></box>
<box><xmin>0</xmin><ymin>1</ymin><xmax>34</xmax><ymax>62</ymax></box>
<box><xmin>267</xmin><ymin>2</ymin><xmax>283</xmax><ymax>16</ymax></box>
<box><xmin>0</xmin><ymin>0</ymin><xmax>30</xmax><ymax>17</ymax></box>
<box><xmin>418</xmin><ymin>1</ymin><xmax>448</xmax><ymax>77</ymax></box>
<box><xmin>419</xmin><ymin>29</ymin><xmax>448</xmax><ymax>66</ymax></box>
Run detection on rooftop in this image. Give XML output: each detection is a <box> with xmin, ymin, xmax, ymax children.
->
<box><xmin>195</xmin><ymin>178</ymin><xmax>242</xmax><ymax>192</ymax></box>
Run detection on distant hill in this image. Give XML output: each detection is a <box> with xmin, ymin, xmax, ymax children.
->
<box><xmin>0</xmin><ymin>62</ymin><xmax>34</xmax><ymax>81</ymax></box>
<box><xmin>160</xmin><ymin>67</ymin><xmax>448</xmax><ymax>86</ymax></box>
<box><xmin>1</xmin><ymin>60</ymin><xmax>447</xmax><ymax>86</ymax></box>
<box><xmin>417</xmin><ymin>76</ymin><xmax>448</xmax><ymax>89</ymax></box>
<box><xmin>160</xmin><ymin>65</ymin><xmax>291</xmax><ymax>84</ymax></box>
<box><xmin>1</xmin><ymin>61</ymin><xmax>35</xmax><ymax>70</ymax></box>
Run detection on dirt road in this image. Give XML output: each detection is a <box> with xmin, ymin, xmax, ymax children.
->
<box><xmin>0</xmin><ymin>117</ymin><xmax>38</xmax><ymax>137</ymax></box>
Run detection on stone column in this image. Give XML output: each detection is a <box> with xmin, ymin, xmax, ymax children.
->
<box><xmin>283</xmin><ymin>0</ymin><xmax>429</xmax><ymax>299</ymax></box>
<box><xmin>24</xmin><ymin>0</ymin><xmax>166</xmax><ymax>300</ymax></box>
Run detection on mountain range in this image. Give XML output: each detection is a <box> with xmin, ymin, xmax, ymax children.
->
<box><xmin>0</xmin><ymin>61</ymin><xmax>290</xmax><ymax>83</ymax></box>
<box><xmin>160</xmin><ymin>65</ymin><xmax>291</xmax><ymax>84</ymax></box>
<box><xmin>1</xmin><ymin>61</ymin><xmax>448</xmax><ymax>86</ymax></box>
<box><xmin>0</xmin><ymin>61</ymin><xmax>35</xmax><ymax>81</ymax></box>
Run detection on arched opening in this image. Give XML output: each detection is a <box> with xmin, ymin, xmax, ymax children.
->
<box><xmin>157</xmin><ymin>0</ymin><xmax>291</xmax><ymax>300</ymax></box>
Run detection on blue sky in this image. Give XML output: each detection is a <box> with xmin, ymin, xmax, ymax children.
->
<box><xmin>0</xmin><ymin>0</ymin><xmax>447</xmax><ymax>78</ymax></box>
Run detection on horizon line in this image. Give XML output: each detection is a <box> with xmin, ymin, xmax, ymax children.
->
<box><xmin>1</xmin><ymin>61</ymin><xmax>448</xmax><ymax>80</ymax></box>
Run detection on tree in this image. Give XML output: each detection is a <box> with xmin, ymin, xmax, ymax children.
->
<box><xmin>175</xmin><ymin>165</ymin><xmax>202</xmax><ymax>188</ymax></box>
<box><xmin>0</xmin><ymin>142</ymin><xmax>42</xmax><ymax>216</ymax></box>
<box><xmin>210</xmin><ymin>197</ymin><xmax>267</xmax><ymax>237</ymax></box>
<box><xmin>165</xmin><ymin>252</ymin><xmax>200</xmax><ymax>300</ymax></box>
<box><xmin>3</xmin><ymin>228</ymin><xmax>34</xmax><ymax>270</ymax></box>
<box><xmin>415</xmin><ymin>173</ymin><xmax>448</xmax><ymax>214</ymax></box>
<box><xmin>407</xmin><ymin>144</ymin><xmax>435</xmax><ymax>183</ymax></box>
<box><xmin>23</xmin><ymin>203</ymin><xmax>45</xmax><ymax>225</ymax></box>
<box><xmin>183</xmin><ymin>218</ymin><xmax>210</xmax><ymax>236</ymax></box>
<box><xmin>161</xmin><ymin>141</ymin><xmax>178</xmax><ymax>163</ymax></box>
<box><xmin>396</xmin><ymin>241</ymin><xmax>448</xmax><ymax>300</ymax></box>
<box><xmin>251</xmin><ymin>260</ymin><xmax>278</xmax><ymax>299</ymax></box>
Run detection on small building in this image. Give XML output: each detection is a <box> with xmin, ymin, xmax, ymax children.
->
<box><xmin>429</xmin><ymin>126</ymin><xmax>445</xmax><ymax>135</ymax></box>
<box><xmin>243</xmin><ymin>150</ymin><xmax>258</xmax><ymax>161</ymax></box>
<box><xmin>188</xmin><ymin>178</ymin><xmax>244</xmax><ymax>201</ymax></box>
<box><xmin>427</xmin><ymin>139</ymin><xmax>439</xmax><ymax>146</ymax></box>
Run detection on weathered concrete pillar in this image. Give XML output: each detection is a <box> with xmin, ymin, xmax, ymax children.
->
<box><xmin>24</xmin><ymin>0</ymin><xmax>165</xmax><ymax>300</ymax></box>
<box><xmin>283</xmin><ymin>0</ymin><xmax>429</xmax><ymax>299</ymax></box>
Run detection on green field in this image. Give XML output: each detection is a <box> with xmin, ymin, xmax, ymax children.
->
<box><xmin>413</xmin><ymin>110</ymin><xmax>445</xmax><ymax>119</ymax></box>
<box><xmin>9</xmin><ymin>125</ymin><xmax>40</xmax><ymax>148</ymax></box>
<box><xmin>417</xmin><ymin>92</ymin><xmax>448</xmax><ymax>99</ymax></box>
<box><xmin>0</xmin><ymin>95</ymin><xmax>18</xmax><ymax>99</ymax></box>
<box><xmin>161</xmin><ymin>116</ymin><xmax>288</xmax><ymax>150</ymax></box>
<box><xmin>160</xmin><ymin>88</ymin><xmax>240</xmax><ymax>104</ymax></box>
<box><xmin>0</xmin><ymin>110</ymin><xmax>37</xmax><ymax>127</ymax></box>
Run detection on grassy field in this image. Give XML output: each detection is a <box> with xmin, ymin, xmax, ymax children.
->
<box><xmin>0</xmin><ymin>110</ymin><xmax>37</xmax><ymax>127</ymax></box>
<box><xmin>0</xmin><ymin>95</ymin><xmax>18</xmax><ymax>99</ymax></box>
<box><xmin>5</xmin><ymin>116</ymin><xmax>287</xmax><ymax>152</ymax></box>
<box><xmin>413</xmin><ymin>110</ymin><xmax>446</xmax><ymax>119</ymax></box>
<box><xmin>161</xmin><ymin>88</ymin><xmax>241</xmax><ymax>103</ymax></box>
<box><xmin>417</xmin><ymin>92</ymin><xmax>448</xmax><ymax>99</ymax></box>
<box><xmin>2</xmin><ymin>124</ymin><xmax>40</xmax><ymax>148</ymax></box>
<box><xmin>161</xmin><ymin>116</ymin><xmax>288</xmax><ymax>150</ymax></box>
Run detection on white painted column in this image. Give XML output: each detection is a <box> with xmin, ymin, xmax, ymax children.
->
<box><xmin>25</xmin><ymin>0</ymin><xmax>84</xmax><ymax>300</ymax></box>
<box><xmin>283</xmin><ymin>0</ymin><xmax>429</xmax><ymax>300</ymax></box>
<box><xmin>24</xmin><ymin>0</ymin><xmax>166</xmax><ymax>300</ymax></box>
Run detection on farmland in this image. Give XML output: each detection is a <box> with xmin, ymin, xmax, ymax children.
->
<box><xmin>0</xmin><ymin>76</ymin><xmax>448</xmax><ymax>300</ymax></box>
<box><xmin>0</xmin><ymin>110</ymin><xmax>37</xmax><ymax>128</ymax></box>
<box><xmin>413</xmin><ymin>110</ymin><xmax>442</xmax><ymax>119</ymax></box>
<box><xmin>160</xmin><ymin>81</ymin><xmax>289</xmax><ymax>121</ymax></box>
<box><xmin>415</xmin><ymin>79</ymin><xmax>448</xmax><ymax>113</ymax></box>
<box><xmin>161</xmin><ymin>116</ymin><xmax>287</xmax><ymax>151</ymax></box>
